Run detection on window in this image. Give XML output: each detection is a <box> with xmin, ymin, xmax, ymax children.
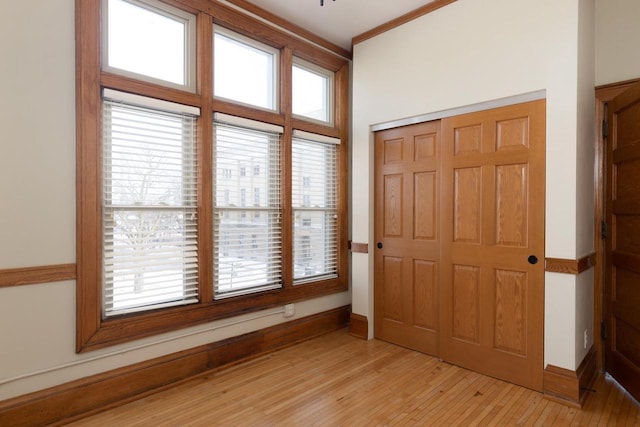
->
<box><xmin>214</xmin><ymin>27</ymin><xmax>278</xmax><ymax>111</ymax></box>
<box><xmin>103</xmin><ymin>0</ymin><xmax>196</xmax><ymax>90</ymax></box>
<box><xmin>213</xmin><ymin>115</ymin><xmax>282</xmax><ymax>298</ymax></box>
<box><xmin>102</xmin><ymin>90</ymin><xmax>199</xmax><ymax>316</ymax></box>
<box><xmin>77</xmin><ymin>0</ymin><xmax>348</xmax><ymax>352</ymax></box>
<box><xmin>292</xmin><ymin>130</ymin><xmax>339</xmax><ymax>283</ymax></box>
<box><xmin>292</xmin><ymin>58</ymin><xmax>333</xmax><ymax>124</ymax></box>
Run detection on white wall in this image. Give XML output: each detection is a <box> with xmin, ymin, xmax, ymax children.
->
<box><xmin>577</xmin><ymin>0</ymin><xmax>596</xmax><ymax>258</ymax></box>
<box><xmin>0</xmin><ymin>0</ymin><xmax>76</xmax><ymax>267</ymax></box>
<box><xmin>596</xmin><ymin>0</ymin><xmax>640</xmax><ymax>86</ymax></box>
<box><xmin>352</xmin><ymin>0</ymin><xmax>591</xmax><ymax>370</ymax></box>
<box><xmin>0</xmin><ymin>0</ymin><xmax>350</xmax><ymax>401</ymax></box>
<box><xmin>575</xmin><ymin>0</ymin><xmax>596</xmax><ymax>367</ymax></box>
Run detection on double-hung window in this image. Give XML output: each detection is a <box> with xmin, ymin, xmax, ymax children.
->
<box><xmin>292</xmin><ymin>131</ymin><xmax>340</xmax><ymax>283</ymax></box>
<box><xmin>102</xmin><ymin>90</ymin><xmax>199</xmax><ymax>316</ymax></box>
<box><xmin>77</xmin><ymin>0</ymin><xmax>349</xmax><ymax>352</ymax></box>
<box><xmin>213</xmin><ymin>115</ymin><xmax>283</xmax><ymax>298</ymax></box>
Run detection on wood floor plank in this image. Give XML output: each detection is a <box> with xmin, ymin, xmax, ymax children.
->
<box><xmin>66</xmin><ymin>329</ymin><xmax>640</xmax><ymax>426</ymax></box>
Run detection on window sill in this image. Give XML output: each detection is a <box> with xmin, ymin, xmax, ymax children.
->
<box><xmin>77</xmin><ymin>277</ymin><xmax>347</xmax><ymax>353</ymax></box>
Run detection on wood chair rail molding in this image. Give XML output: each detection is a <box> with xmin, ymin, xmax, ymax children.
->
<box><xmin>349</xmin><ymin>241</ymin><xmax>369</xmax><ymax>254</ymax></box>
<box><xmin>544</xmin><ymin>254</ymin><xmax>596</xmax><ymax>275</ymax></box>
<box><xmin>0</xmin><ymin>264</ymin><xmax>77</xmax><ymax>288</ymax></box>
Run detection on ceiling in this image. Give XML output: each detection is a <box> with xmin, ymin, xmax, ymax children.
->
<box><xmin>241</xmin><ymin>0</ymin><xmax>437</xmax><ymax>52</ymax></box>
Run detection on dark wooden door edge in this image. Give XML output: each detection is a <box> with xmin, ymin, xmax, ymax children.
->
<box><xmin>594</xmin><ymin>77</ymin><xmax>640</xmax><ymax>372</ymax></box>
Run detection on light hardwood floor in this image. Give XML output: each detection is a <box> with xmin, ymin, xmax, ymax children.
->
<box><xmin>67</xmin><ymin>329</ymin><xmax>639</xmax><ymax>426</ymax></box>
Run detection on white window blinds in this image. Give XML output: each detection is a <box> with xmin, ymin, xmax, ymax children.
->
<box><xmin>213</xmin><ymin>117</ymin><xmax>283</xmax><ymax>298</ymax></box>
<box><xmin>292</xmin><ymin>131</ymin><xmax>339</xmax><ymax>284</ymax></box>
<box><xmin>102</xmin><ymin>93</ymin><xmax>199</xmax><ymax>317</ymax></box>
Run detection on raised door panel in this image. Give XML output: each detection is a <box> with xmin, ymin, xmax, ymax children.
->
<box><xmin>384</xmin><ymin>138</ymin><xmax>404</xmax><ymax>164</ymax></box>
<box><xmin>452</xmin><ymin>264</ymin><xmax>480</xmax><ymax>343</ymax></box>
<box><xmin>414</xmin><ymin>172</ymin><xmax>436</xmax><ymax>240</ymax></box>
<box><xmin>453</xmin><ymin>167</ymin><xmax>481</xmax><ymax>244</ymax></box>
<box><xmin>384</xmin><ymin>174</ymin><xmax>403</xmax><ymax>238</ymax></box>
<box><xmin>496</xmin><ymin>117</ymin><xmax>529</xmax><ymax>151</ymax></box>
<box><xmin>382</xmin><ymin>256</ymin><xmax>404</xmax><ymax>323</ymax></box>
<box><xmin>495</xmin><ymin>164</ymin><xmax>528</xmax><ymax>247</ymax></box>
<box><xmin>414</xmin><ymin>133</ymin><xmax>437</xmax><ymax>161</ymax></box>
<box><xmin>616</xmin><ymin>100</ymin><xmax>640</xmax><ymax>147</ymax></box>
<box><xmin>414</xmin><ymin>260</ymin><xmax>437</xmax><ymax>331</ymax></box>
<box><xmin>454</xmin><ymin>124</ymin><xmax>482</xmax><ymax>156</ymax></box>
<box><xmin>494</xmin><ymin>269</ymin><xmax>527</xmax><ymax>356</ymax></box>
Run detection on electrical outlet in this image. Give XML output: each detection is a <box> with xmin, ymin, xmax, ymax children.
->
<box><xmin>284</xmin><ymin>303</ymin><xmax>295</xmax><ymax>318</ymax></box>
<box><xmin>584</xmin><ymin>329</ymin><xmax>588</xmax><ymax>349</ymax></box>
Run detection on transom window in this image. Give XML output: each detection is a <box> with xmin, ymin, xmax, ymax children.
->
<box><xmin>214</xmin><ymin>27</ymin><xmax>279</xmax><ymax>111</ymax></box>
<box><xmin>77</xmin><ymin>0</ymin><xmax>348</xmax><ymax>352</ymax></box>
<box><xmin>103</xmin><ymin>0</ymin><xmax>196</xmax><ymax>91</ymax></box>
<box><xmin>292</xmin><ymin>58</ymin><xmax>334</xmax><ymax>124</ymax></box>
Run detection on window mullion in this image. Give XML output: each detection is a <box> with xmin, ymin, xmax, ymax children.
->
<box><xmin>197</xmin><ymin>11</ymin><xmax>213</xmax><ymax>302</ymax></box>
<box><xmin>280</xmin><ymin>47</ymin><xmax>293</xmax><ymax>288</ymax></box>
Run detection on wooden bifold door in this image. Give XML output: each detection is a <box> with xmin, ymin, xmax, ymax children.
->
<box><xmin>374</xmin><ymin>100</ymin><xmax>545</xmax><ymax>391</ymax></box>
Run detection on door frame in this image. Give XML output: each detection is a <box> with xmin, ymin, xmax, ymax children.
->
<box><xmin>594</xmin><ymin>77</ymin><xmax>640</xmax><ymax>372</ymax></box>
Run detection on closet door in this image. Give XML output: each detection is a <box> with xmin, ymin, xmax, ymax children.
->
<box><xmin>374</xmin><ymin>121</ymin><xmax>440</xmax><ymax>356</ymax></box>
<box><xmin>440</xmin><ymin>100</ymin><xmax>545</xmax><ymax>391</ymax></box>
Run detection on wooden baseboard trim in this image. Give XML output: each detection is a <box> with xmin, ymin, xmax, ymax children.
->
<box><xmin>0</xmin><ymin>305</ymin><xmax>350</xmax><ymax>427</ymax></box>
<box><xmin>545</xmin><ymin>253</ymin><xmax>596</xmax><ymax>275</ymax></box>
<box><xmin>349</xmin><ymin>313</ymin><xmax>368</xmax><ymax>339</ymax></box>
<box><xmin>0</xmin><ymin>264</ymin><xmax>77</xmax><ymax>288</ymax></box>
<box><xmin>543</xmin><ymin>346</ymin><xmax>597</xmax><ymax>407</ymax></box>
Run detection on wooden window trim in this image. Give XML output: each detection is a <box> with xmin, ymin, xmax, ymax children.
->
<box><xmin>76</xmin><ymin>0</ymin><xmax>349</xmax><ymax>353</ymax></box>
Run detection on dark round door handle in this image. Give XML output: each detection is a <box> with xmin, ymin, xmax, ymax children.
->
<box><xmin>528</xmin><ymin>255</ymin><xmax>538</xmax><ymax>265</ymax></box>
<box><xmin>377</xmin><ymin>242</ymin><xmax>383</xmax><ymax>249</ymax></box>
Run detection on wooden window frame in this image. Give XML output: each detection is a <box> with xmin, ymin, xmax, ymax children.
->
<box><xmin>76</xmin><ymin>0</ymin><xmax>349</xmax><ymax>353</ymax></box>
